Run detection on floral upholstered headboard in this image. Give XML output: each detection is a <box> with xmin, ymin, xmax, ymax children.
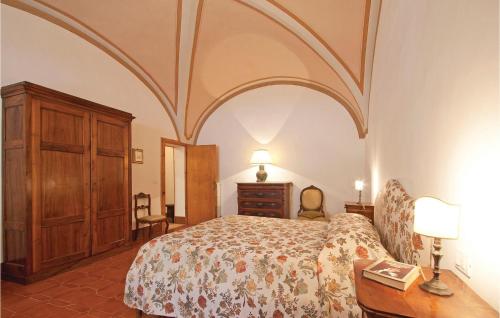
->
<box><xmin>374</xmin><ymin>179</ymin><xmax>430</xmax><ymax>266</ymax></box>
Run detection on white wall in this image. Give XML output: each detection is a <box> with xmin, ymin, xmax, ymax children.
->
<box><xmin>198</xmin><ymin>85</ymin><xmax>366</xmax><ymax>218</ymax></box>
<box><xmin>367</xmin><ymin>0</ymin><xmax>499</xmax><ymax>310</ymax></box>
<box><xmin>165</xmin><ymin>146</ymin><xmax>175</xmax><ymax>205</ymax></box>
<box><xmin>174</xmin><ymin>147</ymin><xmax>186</xmax><ymax>217</ymax></box>
<box><xmin>1</xmin><ymin>6</ymin><xmax>177</xmax><ymax>228</ymax></box>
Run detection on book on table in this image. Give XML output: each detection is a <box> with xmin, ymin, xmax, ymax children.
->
<box><xmin>362</xmin><ymin>259</ymin><xmax>420</xmax><ymax>291</ymax></box>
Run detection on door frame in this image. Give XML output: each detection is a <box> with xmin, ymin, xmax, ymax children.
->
<box><xmin>160</xmin><ymin>138</ymin><xmax>187</xmax><ymax>224</ymax></box>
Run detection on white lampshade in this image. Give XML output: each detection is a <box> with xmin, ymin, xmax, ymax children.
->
<box><xmin>250</xmin><ymin>149</ymin><xmax>272</xmax><ymax>165</ymax></box>
<box><xmin>354</xmin><ymin>180</ymin><xmax>364</xmax><ymax>191</ymax></box>
<box><xmin>414</xmin><ymin>197</ymin><xmax>460</xmax><ymax>239</ymax></box>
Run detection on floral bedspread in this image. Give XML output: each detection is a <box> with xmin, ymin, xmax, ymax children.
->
<box><xmin>124</xmin><ymin>214</ymin><xmax>392</xmax><ymax>317</ymax></box>
<box><xmin>124</xmin><ymin>215</ymin><xmax>328</xmax><ymax>317</ymax></box>
<box><xmin>318</xmin><ymin>213</ymin><xmax>393</xmax><ymax>318</ymax></box>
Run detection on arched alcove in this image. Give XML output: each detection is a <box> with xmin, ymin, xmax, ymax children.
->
<box><xmin>197</xmin><ymin>84</ymin><xmax>366</xmax><ymax>218</ymax></box>
<box><xmin>191</xmin><ymin>77</ymin><xmax>366</xmax><ymax>143</ymax></box>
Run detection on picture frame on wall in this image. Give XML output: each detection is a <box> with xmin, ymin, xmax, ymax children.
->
<box><xmin>132</xmin><ymin>148</ymin><xmax>144</xmax><ymax>164</ymax></box>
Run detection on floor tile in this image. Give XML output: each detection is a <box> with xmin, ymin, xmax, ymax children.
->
<box><xmin>0</xmin><ymin>238</ymin><xmax>171</xmax><ymax>317</ymax></box>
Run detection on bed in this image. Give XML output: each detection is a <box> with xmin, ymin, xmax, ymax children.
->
<box><xmin>124</xmin><ymin>179</ymin><xmax>426</xmax><ymax>317</ymax></box>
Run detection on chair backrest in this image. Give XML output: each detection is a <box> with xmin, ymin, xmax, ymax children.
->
<box><xmin>134</xmin><ymin>192</ymin><xmax>151</xmax><ymax>221</ymax></box>
<box><xmin>298</xmin><ymin>185</ymin><xmax>324</xmax><ymax>213</ymax></box>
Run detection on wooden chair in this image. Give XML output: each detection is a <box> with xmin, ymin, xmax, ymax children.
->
<box><xmin>297</xmin><ymin>185</ymin><xmax>329</xmax><ymax>222</ymax></box>
<box><xmin>134</xmin><ymin>192</ymin><xmax>169</xmax><ymax>240</ymax></box>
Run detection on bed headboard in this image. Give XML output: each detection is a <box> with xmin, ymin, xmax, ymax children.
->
<box><xmin>374</xmin><ymin>179</ymin><xmax>430</xmax><ymax>266</ymax></box>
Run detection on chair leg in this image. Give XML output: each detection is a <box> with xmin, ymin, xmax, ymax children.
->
<box><xmin>148</xmin><ymin>223</ymin><xmax>152</xmax><ymax>239</ymax></box>
<box><xmin>165</xmin><ymin>221</ymin><xmax>169</xmax><ymax>234</ymax></box>
<box><xmin>134</xmin><ymin>221</ymin><xmax>139</xmax><ymax>241</ymax></box>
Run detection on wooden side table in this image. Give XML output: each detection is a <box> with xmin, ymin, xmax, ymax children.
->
<box><xmin>354</xmin><ymin>259</ymin><xmax>498</xmax><ymax>318</ymax></box>
<box><xmin>345</xmin><ymin>202</ymin><xmax>374</xmax><ymax>224</ymax></box>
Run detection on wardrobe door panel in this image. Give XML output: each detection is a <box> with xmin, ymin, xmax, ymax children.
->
<box><xmin>41</xmin><ymin>151</ymin><xmax>84</xmax><ymax>219</ymax></box>
<box><xmin>97</xmin><ymin>156</ymin><xmax>124</xmax><ymax>212</ymax></box>
<box><xmin>92</xmin><ymin>114</ymin><xmax>130</xmax><ymax>254</ymax></box>
<box><xmin>40</xmin><ymin>107</ymin><xmax>83</xmax><ymax>145</ymax></box>
<box><xmin>41</xmin><ymin>223</ymin><xmax>86</xmax><ymax>267</ymax></box>
<box><xmin>35</xmin><ymin>101</ymin><xmax>91</xmax><ymax>270</ymax></box>
<box><xmin>96</xmin><ymin>215</ymin><xmax>124</xmax><ymax>247</ymax></box>
<box><xmin>97</xmin><ymin>121</ymin><xmax>124</xmax><ymax>153</ymax></box>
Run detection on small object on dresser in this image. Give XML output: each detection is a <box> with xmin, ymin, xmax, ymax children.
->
<box><xmin>250</xmin><ymin>149</ymin><xmax>272</xmax><ymax>182</ymax></box>
<box><xmin>354</xmin><ymin>179</ymin><xmax>364</xmax><ymax>204</ymax></box>
<box><xmin>363</xmin><ymin>259</ymin><xmax>420</xmax><ymax>291</ymax></box>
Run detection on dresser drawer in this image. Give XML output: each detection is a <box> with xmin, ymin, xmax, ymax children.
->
<box><xmin>239</xmin><ymin>209</ymin><xmax>283</xmax><ymax>218</ymax></box>
<box><xmin>239</xmin><ymin>200</ymin><xmax>282</xmax><ymax>210</ymax></box>
<box><xmin>238</xmin><ymin>189</ymin><xmax>283</xmax><ymax>199</ymax></box>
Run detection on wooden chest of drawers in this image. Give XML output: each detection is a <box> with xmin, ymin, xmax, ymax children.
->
<box><xmin>237</xmin><ymin>182</ymin><xmax>292</xmax><ymax>218</ymax></box>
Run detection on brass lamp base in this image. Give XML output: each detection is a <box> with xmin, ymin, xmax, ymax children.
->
<box><xmin>420</xmin><ymin>278</ymin><xmax>453</xmax><ymax>296</ymax></box>
<box><xmin>256</xmin><ymin>165</ymin><xmax>267</xmax><ymax>182</ymax></box>
<box><xmin>420</xmin><ymin>237</ymin><xmax>454</xmax><ymax>297</ymax></box>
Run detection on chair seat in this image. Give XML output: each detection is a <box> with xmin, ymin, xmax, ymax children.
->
<box><xmin>297</xmin><ymin>216</ymin><xmax>329</xmax><ymax>222</ymax></box>
<box><xmin>298</xmin><ymin>210</ymin><xmax>325</xmax><ymax>219</ymax></box>
<box><xmin>137</xmin><ymin>215</ymin><xmax>167</xmax><ymax>223</ymax></box>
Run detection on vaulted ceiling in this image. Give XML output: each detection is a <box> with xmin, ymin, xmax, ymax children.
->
<box><xmin>3</xmin><ymin>0</ymin><xmax>381</xmax><ymax>143</ymax></box>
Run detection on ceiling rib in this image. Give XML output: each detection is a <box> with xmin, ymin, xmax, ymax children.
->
<box><xmin>174</xmin><ymin>0</ymin><xmax>182</xmax><ymax>111</ymax></box>
<box><xmin>175</xmin><ymin>0</ymin><xmax>204</xmax><ymax>143</ymax></box>
<box><xmin>182</xmin><ymin>0</ymin><xmax>205</xmax><ymax>143</ymax></box>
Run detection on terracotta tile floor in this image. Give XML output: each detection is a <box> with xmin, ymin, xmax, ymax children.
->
<box><xmin>1</xmin><ymin>245</ymin><xmax>157</xmax><ymax>317</ymax></box>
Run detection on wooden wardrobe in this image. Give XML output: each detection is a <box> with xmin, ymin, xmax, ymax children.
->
<box><xmin>2</xmin><ymin>82</ymin><xmax>133</xmax><ymax>283</ymax></box>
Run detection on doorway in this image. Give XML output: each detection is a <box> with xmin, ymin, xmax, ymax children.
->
<box><xmin>161</xmin><ymin>138</ymin><xmax>186</xmax><ymax>231</ymax></box>
<box><xmin>161</xmin><ymin>138</ymin><xmax>219</xmax><ymax>227</ymax></box>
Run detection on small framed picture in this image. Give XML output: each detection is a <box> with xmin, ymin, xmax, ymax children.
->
<box><xmin>132</xmin><ymin>148</ymin><xmax>144</xmax><ymax>164</ymax></box>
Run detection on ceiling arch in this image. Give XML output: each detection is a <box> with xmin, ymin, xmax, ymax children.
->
<box><xmin>2</xmin><ymin>0</ymin><xmax>381</xmax><ymax>143</ymax></box>
<box><xmin>185</xmin><ymin>0</ymin><xmax>361</xmax><ymax>140</ymax></box>
<box><xmin>191</xmin><ymin>77</ymin><xmax>366</xmax><ymax>144</ymax></box>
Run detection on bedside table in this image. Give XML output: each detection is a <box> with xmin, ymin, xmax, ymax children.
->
<box><xmin>354</xmin><ymin>259</ymin><xmax>498</xmax><ymax>318</ymax></box>
<box><xmin>345</xmin><ymin>202</ymin><xmax>374</xmax><ymax>224</ymax></box>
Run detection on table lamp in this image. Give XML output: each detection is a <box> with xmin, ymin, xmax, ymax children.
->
<box><xmin>250</xmin><ymin>149</ymin><xmax>272</xmax><ymax>182</ymax></box>
<box><xmin>414</xmin><ymin>197</ymin><xmax>460</xmax><ymax>296</ymax></box>
<box><xmin>355</xmin><ymin>180</ymin><xmax>364</xmax><ymax>204</ymax></box>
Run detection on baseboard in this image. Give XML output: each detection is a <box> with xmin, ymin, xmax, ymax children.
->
<box><xmin>174</xmin><ymin>216</ymin><xmax>186</xmax><ymax>224</ymax></box>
